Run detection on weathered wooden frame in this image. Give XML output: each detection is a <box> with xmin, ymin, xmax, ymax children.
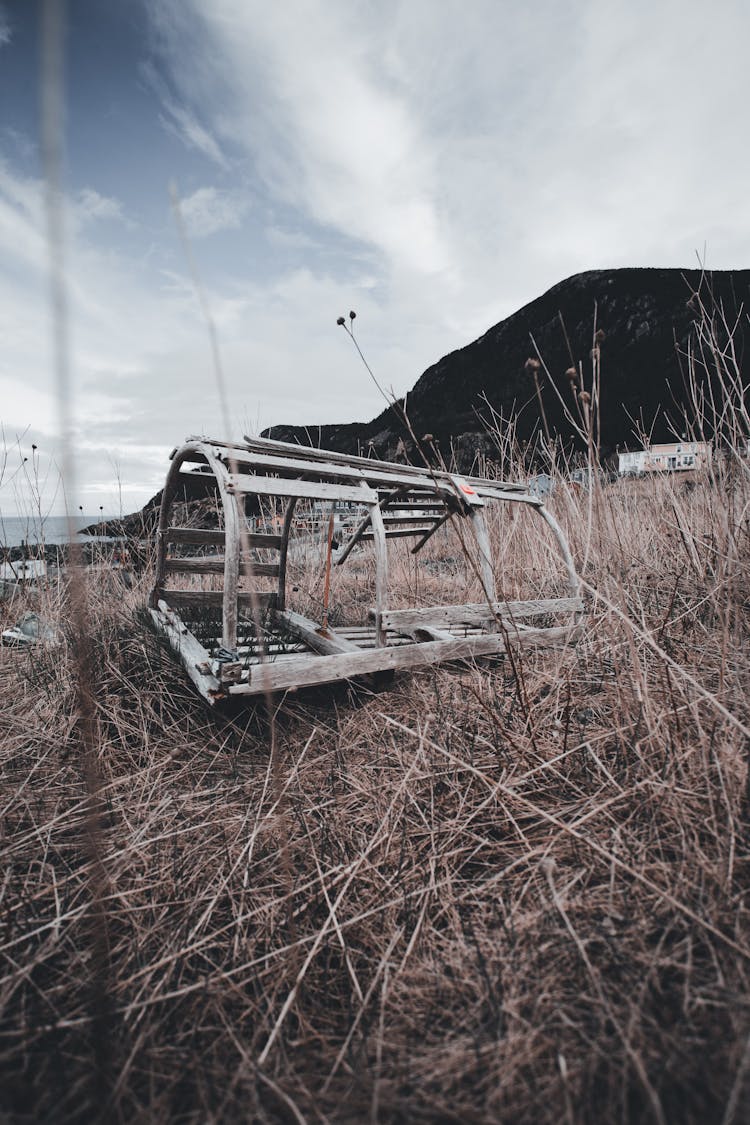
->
<box><xmin>149</xmin><ymin>435</ymin><xmax>583</xmax><ymax>704</ymax></box>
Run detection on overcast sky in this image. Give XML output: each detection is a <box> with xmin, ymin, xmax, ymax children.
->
<box><xmin>1</xmin><ymin>0</ymin><xmax>748</xmax><ymax>515</ymax></box>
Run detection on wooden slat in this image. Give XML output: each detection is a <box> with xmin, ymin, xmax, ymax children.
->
<box><xmin>375</xmin><ymin>597</ymin><xmax>584</xmax><ymax>630</ymax></box>
<box><xmin>149</xmin><ymin>602</ymin><xmax>222</xmax><ymax>704</ymax></box>
<box><xmin>166</xmin><ymin>527</ymin><xmax>225</xmax><ymax>546</ymax></box>
<box><xmin>226</xmin><ymin>474</ymin><xmax>377</xmax><ymax>504</ymax></box>
<box><xmin>334</xmin><ymin>507</ymin><xmax>375</xmax><ymax>565</ymax></box>
<box><xmin>411</xmin><ymin>511</ymin><xmax>451</xmax><ymax>553</ymax></box>
<box><xmin>156</xmin><ymin>589</ymin><xmax>277</xmax><ymax>611</ymax></box>
<box><xmin>361</xmin><ymin>526</ymin><xmax>435</xmax><ymax>540</ymax></box>
<box><xmin>273</xmin><ymin>609</ymin><xmax>361</xmax><ymax>656</ymax></box>
<box><xmin>232</xmin><ymin>448</ymin><xmax>537</xmax><ymax>507</ymax></box>
<box><xmin>167</xmin><ymin>527</ymin><xmax>282</xmax><ymax>549</ymax></box>
<box><xmin>165</xmin><ymin>557</ymin><xmax>280</xmax><ymax>578</ymax></box>
<box><xmin>411</xmin><ymin>625</ymin><xmax>456</xmax><ymax>642</ymax></box>
<box><xmin>183</xmin><ymin>435</ymin><xmax>540</xmax><ymax>504</ymax></box>
<box><xmin>381</xmin><ymin>515</ymin><xmax>441</xmax><ymax>525</ymax></box>
<box><xmin>229</xmin><ymin>624</ymin><xmax>582</xmax><ymax>696</ymax></box>
<box><xmin>390</xmin><ymin>501</ymin><xmax>447</xmax><ymax>512</ymax></box>
<box><xmin>469</xmin><ymin>507</ymin><xmax>496</xmax><ymax>602</ymax></box>
<box><xmin>239</xmin><ymin>434</ymin><xmax>530</xmax><ymax>494</ymax></box>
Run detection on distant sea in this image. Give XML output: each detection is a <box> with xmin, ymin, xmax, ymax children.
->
<box><xmin>0</xmin><ymin>515</ymin><xmax>116</xmax><ymax>549</ymax></box>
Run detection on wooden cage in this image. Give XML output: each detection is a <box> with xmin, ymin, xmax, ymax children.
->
<box><xmin>149</xmin><ymin>435</ymin><xmax>583</xmax><ymax>704</ymax></box>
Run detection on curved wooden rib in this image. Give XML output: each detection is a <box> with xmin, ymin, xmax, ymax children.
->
<box><xmin>535</xmin><ymin>503</ymin><xmax>581</xmax><ymax>606</ymax></box>
<box><xmin>151</xmin><ymin>440</ymin><xmax>217</xmax><ymax>608</ymax></box>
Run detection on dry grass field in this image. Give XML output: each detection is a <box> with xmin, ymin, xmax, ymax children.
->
<box><xmin>1</xmin><ymin>451</ymin><xmax>749</xmax><ymax>1123</ymax></box>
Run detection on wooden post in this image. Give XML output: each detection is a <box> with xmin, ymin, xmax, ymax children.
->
<box><xmin>221</xmin><ymin>487</ymin><xmax>241</xmax><ymax>652</ymax></box>
<box><xmin>536</xmin><ymin>504</ymin><xmax>581</xmax><ymax>602</ymax></box>
<box><xmin>277</xmin><ymin>498</ymin><xmax>298</xmax><ymax>611</ymax></box>
<box><xmin>468</xmin><ymin>508</ymin><xmax>496</xmax><ymax>603</ymax></box>
<box><xmin>321</xmin><ymin>511</ymin><xmax>335</xmax><ymax>635</ymax></box>
<box><xmin>369</xmin><ymin>492</ymin><xmax>388</xmax><ymax>647</ymax></box>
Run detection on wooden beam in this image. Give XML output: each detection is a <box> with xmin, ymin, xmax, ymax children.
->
<box><xmin>155</xmin><ymin>589</ymin><xmax>277</xmax><ymax>611</ymax></box>
<box><xmin>277</xmin><ymin>498</ymin><xmax>298</xmax><ymax>612</ymax></box>
<box><xmin>225</xmin><ymin>474</ymin><xmax>378</xmax><ymax>504</ymax></box>
<box><xmin>411</xmin><ymin>625</ymin><xmax>456</xmax><ymax>642</ymax></box>
<box><xmin>411</xmin><ymin>511</ymin><xmax>452</xmax><ymax>553</ymax></box>
<box><xmin>240</xmin><ymin>434</ymin><xmax>531</xmax><ymax>495</ymax></box>
<box><xmin>370</xmin><ymin>500</ymin><xmax>388</xmax><ymax>647</ymax></box>
<box><xmin>361</xmin><ymin>526</ymin><xmax>435</xmax><ymax>540</ymax></box>
<box><xmin>167</xmin><ymin>527</ymin><xmax>282</xmax><ymax>549</ymax></box>
<box><xmin>273</xmin><ymin>609</ymin><xmax>361</xmax><ymax>656</ymax></box>
<box><xmin>230</xmin><ymin>624</ymin><xmax>582</xmax><ymax>696</ymax></box>
<box><xmin>165</xmin><ymin>557</ymin><xmax>280</xmax><ymax>578</ymax></box>
<box><xmin>221</xmin><ymin>485</ymin><xmax>242</xmax><ymax>651</ymax></box>
<box><xmin>374</xmin><ymin>597</ymin><xmax>584</xmax><ymax>631</ymax></box>
<box><xmin>334</xmin><ymin>485</ymin><xmax>413</xmax><ymax>566</ymax></box>
<box><xmin>469</xmin><ymin>508</ymin><xmax>496</xmax><ymax>603</ymax></box>
<box><xmin>149</xmin><ymin>602</ymin><xmax>223</xmax><ymax>704</ymax></box>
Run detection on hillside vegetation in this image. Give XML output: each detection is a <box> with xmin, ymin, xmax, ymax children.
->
<box><xmin>268</xmin><ymin>267</ymin><xmax>750</xmax><ymax>466</ymax></box>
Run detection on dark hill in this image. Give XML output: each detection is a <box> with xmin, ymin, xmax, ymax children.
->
<box><xmin>264</xmin><ymin>268</ymin><xmax>750</xmax><ymax>465</ymax></box>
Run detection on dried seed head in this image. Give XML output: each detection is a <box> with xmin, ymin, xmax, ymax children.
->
<box><xmin>336</xmin><ymin>316</ymin><xmax>346</xmax><ymax>326</ymax></box>
<box><xmin>524</xmin><ymin>357</ymin><xmax>541</xmax><ymax>374</ymax></box>
<box><xmin>579</xmin><ymin>390</ymin><xmax>591</xmax><ymax>405</ymax></box>
<box><xmin>422</xmin><ymin>433</ymin><xmax>434</xmax><ymax>443</ymax></box>
<box><xmin>349</xmin><ymin>310</ymin><xmax>356</xmax><ymax>320</ymax></box>
<box><xmin>565</xmin><ymin>366</ymin><xmax>577</xmax><ymax>382</ymax></box>
<box><xmin>594</xmin><ymin>328</ymin><xmax>606</xmax><ymax>345</ymax></box>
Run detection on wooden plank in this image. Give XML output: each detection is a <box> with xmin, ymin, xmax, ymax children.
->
<box><xmin>167</xmin><ymin>527</ymin><xmax>282</xmax><ymax>549</ymax></box>
<box><xmin>156</xmin><ymin>588</ymin><xmax>277</xmax><ymax>611</ymax></box>
<box><xmin>334</xmin><ymin>508</ymin><xmax>375</xmax><ymax>565</ymax></box>
<box><xmin>231</xmin><ymin>444</ymin><xmax>540</xmax><ymax>507</ymax></box>
<box><xmin>239</xmin><ymin>434</ymin><xmax>530</xmax><ymax>494</ymax></box>
<box><xmin>361</xmin><ymin>526</ymin><xmax>434</xmax><ymax>540</ymax></box>
<box><xmin>229</xmin><ymin>624</ymin><xmax>582</xmax><ymax>696</ymax></box>
<box><xmin>375</xmin><ymin>597</ymin><xmax>584</xmax><ymax>630</ymax></box>
<box><xmin>410</xmin><ymin>625</ymin><xmax>456</xmax><ymax>642</ymax></box>
<box><xmin>165</xmin><ymin>557</ymin><xmax>280</xmax><ymax>578</ymax></box>
<box><xmin>370</xmin><ymin>501</ymin><xmax>388</xmax><ymax>647</ymax></box>
<box><xmin>149</xmin><ymin>603</ymin><xmax>223</xmax><ymax>704</ymax></box>
<box><xmin>277</xmin><ymin>498</ymin><xmax>298</xmax><ymax>611</ymax></box>
<box><xmin>273</xmin><ymin>609</ymin><xmax>361</xmax><ymax>656</ymax></box>
<box><xmin>166</xmin><ymin>527</ymin><xmax>225</xmax><ymax>546</ymax></box>
<box><xmin>411</xmin><ymin>511</ymin><xmax>451</xmax><ymax>553</ymax></box>
<box><xmin>226</xmin><ymin>474</ymin><xmax>377</xmax><ymax>504</ymax></box>
<box><xmin>469</xmin><ymin>508</ymin><xmax>496</xmax><ymax>602</ymax></box>
<box><xmin>389</xmin><ymin>501</ymin><xmax>447</xmax><ymax>512</ymax></box>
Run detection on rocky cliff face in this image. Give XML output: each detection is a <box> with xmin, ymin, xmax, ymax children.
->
<box><xmin>264</xmin><ymin>268</ymin><xmax>750</xmax><ymax>465</ymax></box>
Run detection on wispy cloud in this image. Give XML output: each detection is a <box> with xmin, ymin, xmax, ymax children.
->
<box><xmin>158</xmin><ymin>97</ymin><xmax>229</xmax><ymax>169</ymax></box>
<box><xmin>0</xmin><ymin>5</ymin><xmax>11</xmax><ymax>48</ymax></box>
<box><xmin>178</xmin><ymin>185</ymin><xmax>249</xmax><ymax>237</ymax></box>
<box><xmin>140</xmin><ymin>54</ymin><xmax>230</xmax><ymax>170</ymax></box>
<box><xmin>77</xmin><ymin>188</ymin><xmax>124</xmax><ymax>223</ymax></box>
<box><xmin>147</xmin><ymin>0</ymin><xmax>750</xmax><ymax>326</ymax></box>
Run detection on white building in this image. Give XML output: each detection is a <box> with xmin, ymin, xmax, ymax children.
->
<box><xmin>618</xmin><ymin>441</ymin><xmax>711</xmax><ymax>476</ymax></box>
